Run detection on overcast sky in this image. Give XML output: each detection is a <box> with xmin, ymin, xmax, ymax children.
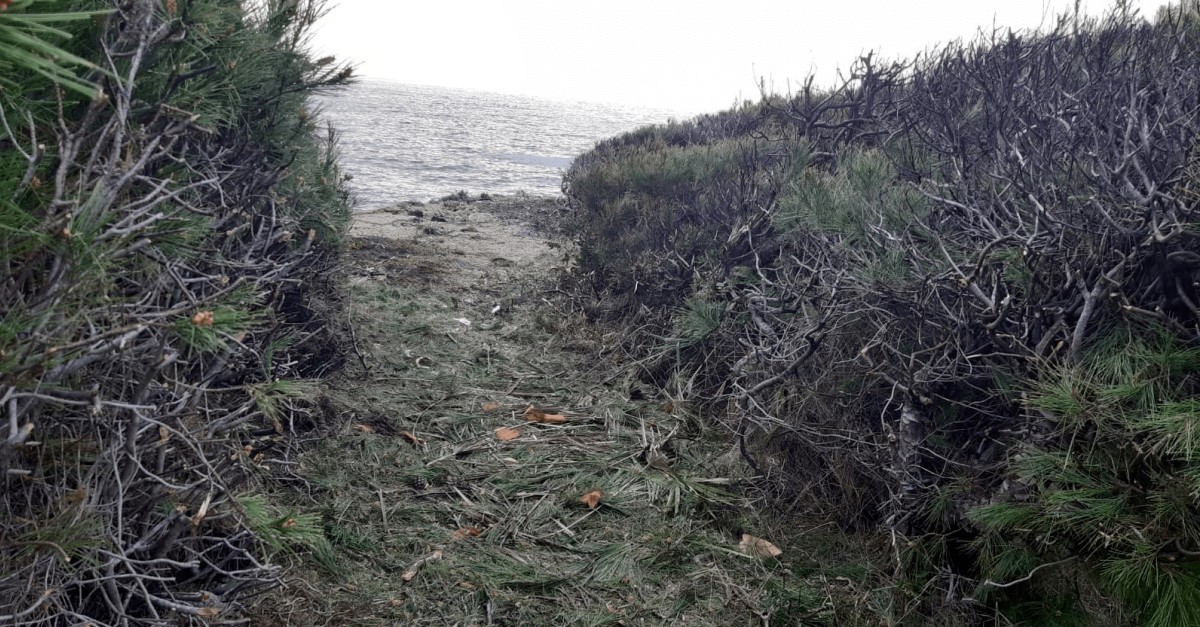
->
<box><xmin>309</xmin><ymin>0</ymin><xmax>1172</xmax><ymax>113</ymax></box>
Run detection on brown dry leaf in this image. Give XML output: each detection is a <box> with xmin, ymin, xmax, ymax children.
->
<box><xmin>399</xmin><ymin>430</ymin><xmax>424</xmax><ymax>445</ymax></box>
<box><xmin>196</xmin><ymin>607</ymin><xmax>220</xmax><ymax>618</ymax></box>
<box><xmin>524</xmin><ymin>406</ymin><xmax>567</xmax><ymax>424</ymax></box>
<box><xmin>738</xmin><ymin>533</ymin><xmax>782</xmax><ymax>559</ymax></box>
<box><xmin>452</xmin><ymin>527</ymin><xmax>482</xmax><ymax>540</ymax></box>
<box><xmin>401</xmin><ymin>549</ymin><xmax>444</xmax><ymax>582</ymax></box>
<box><xmin>580</xmin><ymin>489</ymin><xmax>603</xmax><ymax>509</ymax></box>
<box><xmin>482</xmin><ymin>401</ymin><xmax>501</xmax><ymax>412</ymax></box>
<box><xmin>352</xmin><ymin>423</ymin><xmax>375</xmax><ymax>434</ymax></box>
<box><xmin>495</xmin><ymin>426</ymin><xmax>521</xmax><ymax>441</ymax></box>
<box><xmin>190</xmin><ymin>311</ymin><xmax>215</xmax><ymax>327</ymax></box>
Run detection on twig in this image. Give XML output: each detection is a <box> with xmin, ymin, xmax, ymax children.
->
<box><xmin>981</xmin><ymin>557</ymin><xmax>1077</xmax><ymax>589</ymax></box>
<box><xmin>401</xmin><ymin>550</ymin><xmax>444</xmax><ymax>582</ymax></box>
<box><xmin>347</xmin><ymin>305</ymin><xmax>370</xmax><ymax>372</ymax></box>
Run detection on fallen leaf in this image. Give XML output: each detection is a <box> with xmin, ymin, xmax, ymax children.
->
<box><xmin>401</xmin><ymin>549</ymin><xmax>443</xmax><ymax>582</ymax></box>
<box><xmin>580</xmin><ymin>489</ymin><xmax>603</xmax><ymax>509</ymax></box>
<box><xmin>495</xmin><ymin>426</ymin><xmax>521</xmax><ymax>441</ymax></box>
<box><xmin>399</xmin><ymin>430</ymin><xmax>424</xmax><ymax>445</ymax></box>
<box><xmin>196</xmin><ymin>607</ymin><xmax>220</xmax><ymax>618</ymax></box>
<box><xmin>482</xmin><ymin>401</ymin><xmax>501</xmax><ymax>412</ymax></box>
<box><xmin>191</xmin><ymin>311</ymin><xmax>215</xmax><ymax>327</ymax></box>
<box><xmin>524</xmin><ymin>406</ymin><xmax>567</xmax><ymax>424</ymax></box>
<box><xmin>738</xmin><ymin>533</ymin><xmax>782</xmax><ymax>559</ymax></box>
<box><xmin>352</xmin><ymin>423</ymin><xmax>374</xmax><ymax>433</ymax></box>
<box><xmin>452</xmin><ymin>527</ymin><xmax>482</xmax><ymax>540</ymax></box>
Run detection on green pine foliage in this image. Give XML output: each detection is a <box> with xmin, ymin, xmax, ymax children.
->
<box><xmin>562</xmin><ymin>1</ymin><xmax>1200</xmax><ymax>624</ymax></box>
<box><xmin>236</xmin><ymin>494</ymin><xmax>327</xmax><ymax>555</ymax></box>
<box><xmin>566</xmin><ymin>116</ymin><xmax>805</xmax><ymax>307</ymax></box>
<box><xmin>0</xmin><ymin>0</ymin><xmax>110</xmax><ymax>101</ymax></box>
<box><xmin>969</xmin><ymin>327</ymin><xmax>1200</xmax><ymax>625</ymax></box>
<box><xmin>1</xmin><ymin>0</ymin><xmax>352</xmax><ymax>622</ymax></box>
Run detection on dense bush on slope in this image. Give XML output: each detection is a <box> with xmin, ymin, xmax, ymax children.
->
<box><xmin>0</xmin><ymin>0</ymin><xmax>351</xmax><ymax>623</ymax></box>
<box><xmin>564</xmin><ymin>4</ymin><xmax>1200</xmax><ymax>624</ymax></box>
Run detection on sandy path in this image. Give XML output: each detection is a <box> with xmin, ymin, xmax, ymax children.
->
<box><xmin>253</xmin><ymin>194</ymin><xmax>823</xmax><ymax>626</ymax></box>
<box><xmin>347</xmin><ymin>196</ymin><xmax>570</xmax><ymax>294</ymax></box>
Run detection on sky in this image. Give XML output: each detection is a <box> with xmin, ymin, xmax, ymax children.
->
<box><xmin>309</xmin><ymin>0</ymin><xmax>1174</xmax><ymax>114</ymax></box>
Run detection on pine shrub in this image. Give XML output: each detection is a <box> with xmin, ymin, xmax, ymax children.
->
<box><xmin>563</xmin><ymin>2</ymin><xmax>1200</xmax><ymax>623</ymax></box>
<box><xmin>0</xmin><ymin>0</ymin><xmax>353</xmax><ymax>623</ymax></box>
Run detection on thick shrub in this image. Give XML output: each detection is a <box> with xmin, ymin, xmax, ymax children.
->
<box><xmin>563</xmin><ymin>3</ymin><xmax>1200</xmax><ymax>623</ymax></box>
<box><xmin>0</xmin><ymin>0</ymin><xmax>351</xmax><ymax>623</ymax></box>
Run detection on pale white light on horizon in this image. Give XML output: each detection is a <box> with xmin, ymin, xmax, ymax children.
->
<box><xmin>310</xmin><ymin>0</ymin><xmax>1173</xmax><ymax>113</ymax></box>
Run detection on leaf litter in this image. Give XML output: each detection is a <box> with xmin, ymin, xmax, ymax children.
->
<box><xmin>253</xmin><ymin>199</ymin><xmax>887</xmax><ymax>625</ymax></box>
<box><xmin>523</xmin><ymin>404</ymin><xmax>568</xmax><ymax>424</ymax></box>
<box><xmin>579</xmin><ymin>489</ymin><xmax>603</xmax><ymax>509</ymax></box>
<box><xmin>494</xmin><ymin>426</ymin><xmax>521</xmax><ymax>441</ymax></box>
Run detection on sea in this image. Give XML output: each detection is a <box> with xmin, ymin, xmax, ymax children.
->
<box><xmin>316</xmin><ymin>79</ymin><xmax>690</xmax><ymax>210</ymax></box>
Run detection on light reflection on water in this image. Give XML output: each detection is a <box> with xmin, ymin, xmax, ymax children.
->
<box><xmin>315</xmin><ymin>79</ymin><xmax>687</xmax><ymax>209</ymax></box>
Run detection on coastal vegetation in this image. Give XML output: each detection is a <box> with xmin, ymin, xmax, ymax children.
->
<box><xmin>561</xmin><ymin>2</ymin><xmax>1200</xmax><ymax>624</ymax></box>
<box><xmin>6</xmin><ymin>0</ymin><xmax>1200</xmax><ymax>625</ymax></box>
<box><xmin>0</xmin><ymin>0</ymin><xmax>351</xmax><ymax>623</ymax></box>
<box><xmin>251</xmin><ymin>206</ymin><xmax>888</xmax><ymax>625</ymax></box>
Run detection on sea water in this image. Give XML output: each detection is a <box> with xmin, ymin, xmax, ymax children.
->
<box><xmin>316</xmin><ymin>79</ymin><xmax>687</xmax><ymax>209</ymax></box>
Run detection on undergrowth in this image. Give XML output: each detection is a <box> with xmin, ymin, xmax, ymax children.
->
<box><xmin>0</xmin><ymin>0</ymin><xmax>353</xmax><ymax>623</ymax></box>
<box><xmin>255</xmin><ymin>248</ymin><xmax>890</xmax><ymax>625</ymax></box>
<box><xmin>562</xmin><ymin>2</ymin><xmax>1200</xmax><ymax>624</ymax></box>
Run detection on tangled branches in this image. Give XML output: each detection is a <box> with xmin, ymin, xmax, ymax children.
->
<box><xmin>1</xmin><ymin>1</ymin><xmax>350</xmax><ymax>624</ymax></box>
<box><xmin>565</xmin><ymin>4</ymin><xmax>1200</xmax><ymax>622</ymax></box>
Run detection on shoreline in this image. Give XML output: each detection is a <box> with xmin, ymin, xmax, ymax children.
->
<box><xmin>351</xmin><ymin>192</ymin><xmax>568</xmax><ymax>240</ymax></box>
<box><xmin>353</xmin><ymin>190</ymin><xmax>565</xmax><ymax>212</ymax></box>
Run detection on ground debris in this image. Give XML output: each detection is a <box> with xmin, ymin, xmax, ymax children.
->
<box><xmin>738</xmin><ymin>534</ymin><xmax>783</xmax><ymax>559</ymax></box>
<box><xmin>401</xmin><ymin>549</ymin><xmax>444</xmax><ymax>582</ymax></box>
<box><xmin>495</xmin><ymin>426</ymin><xmax>521</xmax><ymax>441</ymax></box>
<box><xmin>523</xmin><ymin>405</ymin><xmax>567</xmax><ymax>424</ymax></box>
<box><xmin>255</xmin><ymin>198</ymin><xmax>884</xmax><ymax>626</ymax></box>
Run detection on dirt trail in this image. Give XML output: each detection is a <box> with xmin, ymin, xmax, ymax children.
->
<box><xmin>349</xmin><ymin>197</ymin><xmax>565</xmax><ymax>283</ymax></box>
<box><xmin>257</xmin><ymin>196</ymin><xmax>873</xmax><ymax>626</ymax></box>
